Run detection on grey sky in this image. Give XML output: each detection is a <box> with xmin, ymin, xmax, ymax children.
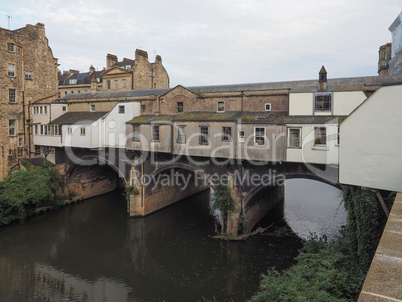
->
<box><xmin>1</xmin><ymin>0</ymin><xmax>400</xmax><ymax>87</ymax></box>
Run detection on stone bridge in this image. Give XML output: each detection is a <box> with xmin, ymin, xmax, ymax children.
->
<box><xmin>55</xmin><ymin>146</ymin><xmax>339</xmax><ymax>234</ymax></box>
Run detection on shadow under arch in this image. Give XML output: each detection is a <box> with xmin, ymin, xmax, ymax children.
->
<box><xmin>151</xmin><ymin>163</ymin><xmax>210</xmax><ymax>187</ymax></box>
<box><xmin>66</xmin><ymin>155</ymin><xmax>128</xmax><ymax>186</ymax></box>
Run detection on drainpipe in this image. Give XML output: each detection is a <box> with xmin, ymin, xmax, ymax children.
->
<box><xmin>240</xmin><ymin>91</ymin><xmax>244</xmax><ymax>112</ymax></box>
<box><xmin>22</xmin><ymin>91</ymin><xmax>26</xmax><ymax>154</ymax></box>
<box><xmin>28</xmin><ymin>100</ymin><xmax>32</xmax><ymax>156</ymax></box>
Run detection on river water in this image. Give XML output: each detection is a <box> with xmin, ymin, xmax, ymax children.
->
<box><xmin>0</xmin><ymin>189</ymin><xmax>302</xmax><ymax>302</ymax></box>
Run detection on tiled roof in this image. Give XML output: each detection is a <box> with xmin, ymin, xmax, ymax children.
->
<box><xmin>56</xmin><ymin>88</ymin><xmax>169</xmax><ymax>101</ymax></box>
<box><xmin>50</xmin><ymin>112</ymin><xmax>108</xmax><ymax>125</ymax></box>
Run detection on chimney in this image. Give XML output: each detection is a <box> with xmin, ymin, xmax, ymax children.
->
<box><xmin>106</xmin><ymin>54</ymin><xmax>118</xmax><ymax>69</ymax></box>
<box><xmin>318</xmin><ymin>65</ymin><xmax>327</xmax><ymax>90</ymax></box>
<box><xmin>135</xmin><ymin>49</ymin><xmax>148</xmax><ymax>61</ymax></box>
<box><xmin>89</xmin><ymin>65</ymin><xmax>95</xmax><ymax>74</ymax></box>
<box><xmin>155</xmin><ymin>55</ymin><xmax>162</xmax><ymax>63</ymax></box>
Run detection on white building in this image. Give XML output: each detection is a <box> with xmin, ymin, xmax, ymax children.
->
<box><xmin>339</xmin><ymin>84</ymin><xmax>402</xmax><ymax>192</ymax></box>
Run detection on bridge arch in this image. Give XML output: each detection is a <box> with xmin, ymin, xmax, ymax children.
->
<box><xmin>66</xmin><ymin>155</ymin><xmax>128</xmax><ymax>185</ymax></box>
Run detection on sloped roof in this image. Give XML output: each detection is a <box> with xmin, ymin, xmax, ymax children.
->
<box><xmin>174</xmin><ymin>111</ymin><xmax>242</xmax><ymax>122</ymax></box>
<box><xmin>127</xmin><ymin>115</ymin><xmax>176</xmax><ymax>124</ymax></box>
<box><xmin>50</xmin><ymin>112</ymin><xmax>108</xmax><ymax>125</ymax></box>
<box><xmin>56</xmin><ymin>88</ymin><xmax>169</xmax><ymax>101</ymax></box>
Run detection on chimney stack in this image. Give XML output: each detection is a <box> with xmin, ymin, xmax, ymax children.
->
<box><xmin>106</xmin><ymin>54</ymin><xmax>118</xmax><ymax>69</ymax></box>
<box><xmin>319</xmin><ymin>65</ymin><xmax>327</xmax><ymax>90</ymax></box>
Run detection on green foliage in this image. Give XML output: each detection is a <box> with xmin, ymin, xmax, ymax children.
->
<box><xmin>125</xmin><ymin>185</ymin><xmax>139</xmax><ymax>202</ymax></box>
<box><xmin>210</xmin><ymin>184</ymin><xmax>235</xmax><ymax>218</ymax></box>
<box><xmin>0</xmin><ymin>166</ymin><xmax>61</xmax><ymax>226</ymax></box>
<box><xmin>250</xmin><ymin>186</ymin><xmax>395</xmax><ymax>302</ymax></box>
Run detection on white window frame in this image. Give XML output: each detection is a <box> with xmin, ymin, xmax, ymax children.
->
<box><xmin>254</xmin><ymin>127</ymin><xmax>266</xmax><ymax>146</ymax></box>
<box><xmin>199</xmin><ymin>126</ymin><xmax>209</xmax><ymax>145</ymax></box>
<box><xmin>122</xmin><ymin>79</ymin><xmax>126</xmax><ymax>88</ymax></box>
<box><xmin>177</xmin><ymin>125</ymin><xmax>186</xmax><ymax>144</ymax></box>
<box><xmin>9</xmin><ymin>120</ymin><xmax>16</xmax><ymax>136</ymax></box>
<box><xmin>314</xmin><ymin>126</ymin><xmax>327</xmax><ymax>147</ymax></box>
<box><xmin>238</xmin><ymin>130</ymin><xmax>245</xmax><ymax>143</ymax></box>
<box><xmin>9</xmin><ymin>89</ymin><xmax>16</xmax><ymax>103</ymax></box>
<box><xmin>80</xmin><ymin>127</ymin><xmax>86</xmax><ymax>136</ymax></box>
<box><xmin>222</xmin><ymin>127</ymin><xmax>232</xmax><ymax>142</ymax></box>
<box><xmin>118</xmin><ymin>105</ymin><xmax>125</xmax><ymax>114</ymax></box>
<box><xmin>7</xmin><ymin>42</ymin><xmax>15</xmax><ymax>52</ymax></box>
<box><xmin>132</xmin><ymin>125</ymin><xmax>140</xmax><ymax>141</ymax></box>
<box><xmin>217</xmin><ymin>101</ymin><xmax>225</xmax><ymax>112</ymax></box>
<box><xmin>67</xmin><ymin>127</ymin><xmax>72</xmax><ymax>135</ymax></box>
<box><xmin>288</xmin><ymin>128</ymin><xmax>301</xmax><ymax>148</ymax></box>
<box><xmin>314</xmin><ymin>93</ymin><xmax>332</xmax><ymax>112</ymax></box>
<box><xmin>152</xmin><ymin>125</ymin><xmax>160</xmax><ymax>141</ymax></box>
<box><xmin>90</xmin><ymin>104</ymin><xmax>95</xmax><ymax>112</ymax></box>
<box><xmin>265</xmin><ymin>103</ymin><xmax>271</xmax><ymax>111</ymax></box>
<box><xmin>68</xmin><ymin>79</ymin><xmax>78</xmax><ymax>85</ymax></box>
<box><xmin>8</xmin><ymin>63</ymin><xmax>15</xmax><ymax>77</ymax></box>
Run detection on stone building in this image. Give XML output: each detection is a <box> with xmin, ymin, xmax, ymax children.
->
<box><xmin>378</xmin><ymin>43</ymin><xmax>392</xmax><ymax>75</ymax></box>
<box><xmin>388</xmin><ymin>11</ymin><xmax>402</xmax><ymax>75</ymax></box>
<box><xmin>57</xmin><ymin>49</ymin><xmax>169</xmax><ymax>97</ymax></box>
<box><xmin>0</xmin><ymin>22</ymin><xmax>58</xmax><ymax>180</ymax></box>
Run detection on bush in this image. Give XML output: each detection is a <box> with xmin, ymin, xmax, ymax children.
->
<box><xmin>250</xmin><ymin>186</ymin><xmax>395</xmax><ymax>302</ymax></box>
<box><xmin>0</xmin><ymin>166</ymin><xmax>61</xmax><ymax>226</ymax></box>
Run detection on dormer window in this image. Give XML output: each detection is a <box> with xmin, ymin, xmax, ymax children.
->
<box><xmin>217</xmin><ymin>101</ymin><xmax>225</xmax><ymax>112</ymax></box>
<box><xmin>69</xmin><ymin>79</ymin><xmax>78</xmax><ymax>84</ymax></box>
<box><xmin>314</xmin><ymin>93</ymin><xmax>332</xmax><ymax>112</ymax></box>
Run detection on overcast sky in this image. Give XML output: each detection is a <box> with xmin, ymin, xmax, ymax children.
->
<box><xmin>1</xmin><ymin>0</ymin><xmax>401</xmax><ymax>87</ymax></box>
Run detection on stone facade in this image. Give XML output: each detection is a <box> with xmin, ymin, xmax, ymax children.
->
<box><xmin>0</xmin><ymin>23</ymin><xmax>58</xmax><ymax>180</ymax></box>
<box><xmin>378</xmin><ymin>43</ymin><xmax>392</xmax><ymax>75</ymax></box>
<box><xmin>58</xmin><ymin>49</ymin><xmax>170</xmax><ymax>97</ymax></box>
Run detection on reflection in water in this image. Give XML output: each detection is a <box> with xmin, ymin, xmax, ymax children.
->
<box><xmin>284</xmin><ymin>179</ymin><xmax>347</xmax><ymax>240</ymax></box>
<box><xmin>0</xmin><ymin>189</ymin><xmax>301</xmax><ymax>302</ymax></box>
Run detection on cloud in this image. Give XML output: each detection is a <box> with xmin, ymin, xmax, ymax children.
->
<box><xmin>1</xmin><ymin>0</ymin><xmax>401</xmax><ymax>86</ymax></box>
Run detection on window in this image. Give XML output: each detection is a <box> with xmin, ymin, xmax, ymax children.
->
<box><xmin>8</xmin><ymin>63</ymin><xmax>15</xmax><ymax>77</ymax></box>
<box><xmin>80</xmin><ymin>127</ymin><xmax>86</xmax><ymax>136</ymax></box>
<box><xmin>107</xmin><ymin>80</ymin><xmax>111</xmax><ymax>89</ymax></box>
<box><xmin>288</xmin><ymin>128</ymin><xmax>301</xmax><ymax>148</ymax></box>
<box><xmin>62</xmin><ymin>106</ymin><xmax>67</xmax><ymax>112</ymax></box>
<box><xmin>177</xmin><ymin>102</ymin><xmax>183</xmax><ymax>113</ymax></box>
<box><xmin>314</xmin><ymin>127</ymin><xmax>327</xmax><ymax>146</ymax></box>
<box><xmin>25</xmin><ymin>71</ymin><xmax>32</xmax><ymax>80</ymax></box>
<box><xmin>177</xmin><ymin>126</ymin><xmax>186</xmax><ymax>144</ymax></box>
<box><xmin>44</xmin><ymin>106</ymin><xmax>48</xmax><ymax>114</ymax></box>
<box><xmin>154</xmin><ymin>83</ymin><xmax>157</xmax><ymax>89</ymax></box>
<box><xmin>132</xmin><ymin>125</ymin><xmax>140</xmax><ymax>141</ymax></box>
<box><xmin>39</xmin><ymin>106</ymin><xmax>43</xmax><ymax>114</ymax></box>
<box><xmin>115</xmin><ymin>80</ymin><xmax>118</xmax><ymax>89</ymax></box>
<box><xmin>314</xmin><ymin>94</ymin><xmax>332</xmax><ymax>111</ymax></box>
<box><xmin>122</xmin><ymin>79</ymin><xmax>126</xmax><ymax>88</ymax></box>
<box><xmin>68</xmin><ymin>79</ymin><xmax>77</xmax><ymax>84</ymax></box>
<box><xmin>19</xmin><ymin>138</ymin><xmax>24</xmax><ymax>147</ymax></box>
<box><xmin>9</xmin><ymin>89</ymin><xmax>16</xmax><ymax>103</ymax></box>
<box><xmin>217</xmin><ymin>101</ymin><xmax>225</xmax><ymax>112</ymax></box>
<box><xmin>199</xmin><ymin>126</ymin><xmax>209</xmax><ymax>145</ymax></box>
<box><xmin>34</xmin><ymin>125</ymin><xmax>38</xmax><ymax>135</ymax></box>
<box><xmin>238</xmin><ymin>130</ymin><xmax>245</xmax><ymax>143</ymax></box>
<box><xmin>222</xmin><ymin>127</ymin><xmax>232</xmax><ymax>142</ymax></box>
<box><xmin>58</xmin><ymin>92</ymin><xmax>61</xmax><ymax>98</ymax></box>
<box><xmin>141</xmin><ymin>105</ymin><xmax>146</xmax><ymax>113</ymax></box>
<box><xmin>9</xmin><ymin>120</ymin><xmax>16</xmax><ymax>136</ymax></box>
<box><xmin>265</xmin><ymin>103</ymin><xmax>271</xmax><ymax>111</ymax></box>
<box><xmin>90</xmin><ymin>104</ymin><xmax>95</xmax><ymax>112</ymax></box>
<box><xmin>64</xmin><ymin>91</ymin><xmax>68</xmax><ymax>96</ymax></box>
<box><xmin>7</xmin><ymin>42</ymin><xmax>14</xmax><ymax>52</ymax></box>
<box><xmin>67</xmin><ymin>127</ymin><xmax>72</xmax><ymax>135</ymax></box>
<box><xmin>118</xmin><ymin>105</ymin><xmax>125</xmax><ymax>114</ymax></box>
<box><xmin>35</xmin><ymin>146</ymin><xmax>41</xmax><ymax>156</ymax></box>
<box><xmin>254</xmin><ymin>127</ymin><xmax>266</xmax><ymax>146</ymax></box>
<box><xmin>77</xmin><ymin>90</ymin><xmax>81</xmax><ymax>94</ymax></box>
<box><xmin>152</xmin><ymin>125</ymin><xmax>160</xmax><ymax>141</ymax></box>
<box><xmin>40</xmin><ymin>125</ymin><xmax>44</xmax><ymax>135</ymax></box>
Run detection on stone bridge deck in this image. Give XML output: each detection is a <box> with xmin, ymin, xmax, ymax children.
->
<box><xmin>358</xmin><ymin>193</ymin><xmax>402</xmax><ymax>302</ymax></box>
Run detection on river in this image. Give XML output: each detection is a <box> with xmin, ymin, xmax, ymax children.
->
<box><xmin>0</xmin><ymin>189</ymin><xmax>302</xmax><ymax>302</ymax></box>
<box><xmin>0</xmin><ymin>179</ymin><xmax>345</xmax><ymax>302</ymax></box>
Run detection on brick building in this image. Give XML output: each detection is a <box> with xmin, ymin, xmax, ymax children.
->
<box><xmin>0</xmin><ymin>22</ymin><xmax>58</xmax><ymax>180</ymax></box>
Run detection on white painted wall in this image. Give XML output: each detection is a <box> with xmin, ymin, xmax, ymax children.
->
<box><xmin>286</xmin><ymin>124</ymin><xmax>339</xmax><ymax>165</ymax></box>
<box><xmin>32</xmin><ymin>104</ymin><xmax>50</xmax><ymax>124</ymax></box>
<box><xmin>333</xmin><ymin>91</ymin><xmax>366</xmax><ymax>116</ymax></box>
<box><xmin>289</xmin><ymin>93</ymin><xmax>313</xmax><ymax>115</ymax></box>
<box><xmin>63</xmin><ymin>122</ymin><xmax>101</xmax><ymax>149</ymax></box>
<box><xmin>102</xmin><ymin>102</ymin><xmax>141</xmax><ymax>148</ymax></box>
<box><xmin>339</xmin><ymin>85</ymin><xmax>402</xmax><ymax>192</ymax></box>
<box><xmin>51</xmin><ymin>103</ymin><xmax>68</xmax><ymax>120</ymax></box>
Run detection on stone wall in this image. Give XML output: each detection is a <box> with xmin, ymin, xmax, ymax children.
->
<box><xmin>0</xmin><ymin>23</ymin><xmax>58</xmax><ymax>180</ymax></box>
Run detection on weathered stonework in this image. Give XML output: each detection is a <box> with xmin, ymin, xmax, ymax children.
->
<box><xmin>0</xmin><ymin>23</ymin><xmax>58</xmax><ymax>180</ymax></box>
